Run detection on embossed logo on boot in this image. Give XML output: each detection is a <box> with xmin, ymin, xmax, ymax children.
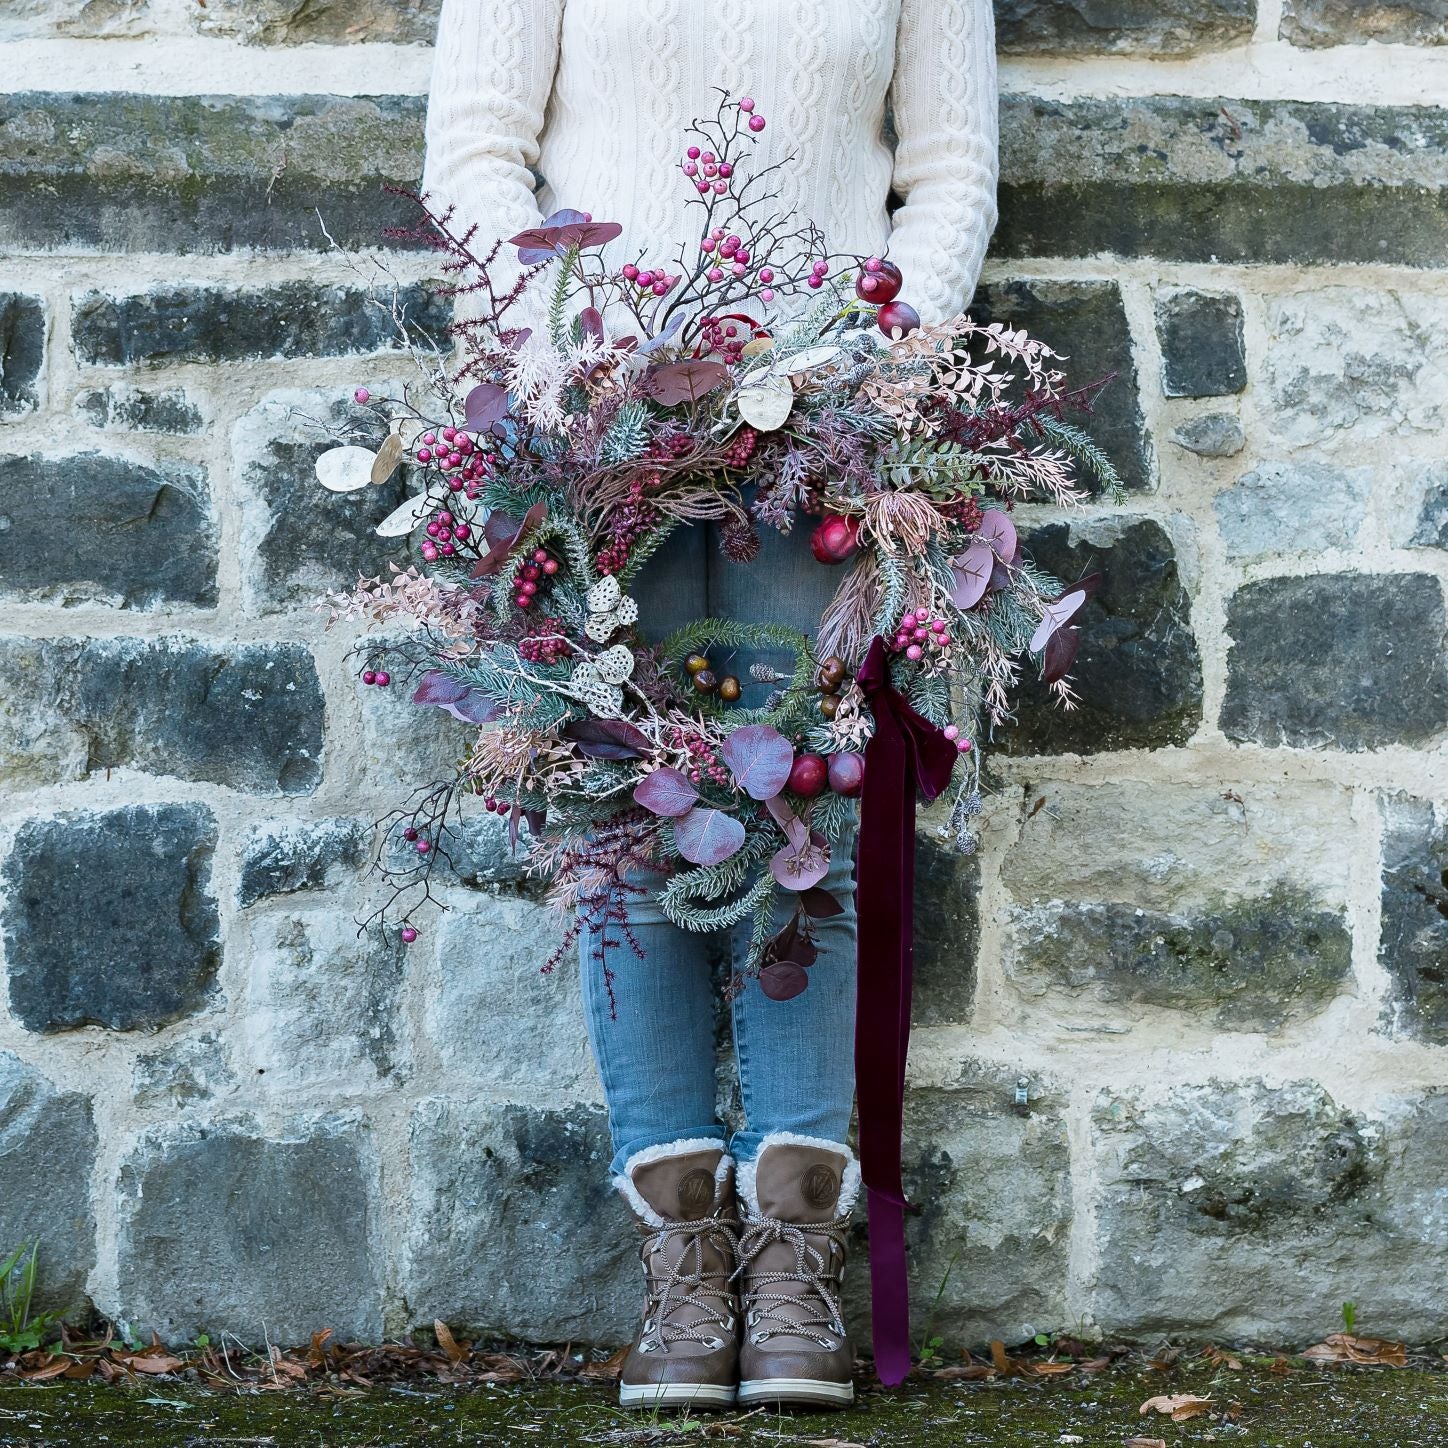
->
<box><xmin>802</xmin><ymin>1163</ymin><xmax>840</xmax><ymax>1211</ymax></box>
<box><xmin>677</xmin><ymin>1167</ymin><xmax>715</xmax><ymax>1217</ymax></box>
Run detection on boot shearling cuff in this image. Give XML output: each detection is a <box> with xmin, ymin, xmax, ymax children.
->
<box><xmin>737</xmin><ymin>1132</ymin><xmax>861</xmax><ymax>1219</ymax></box>
<box><xmin>612</xmin><ymin>1137</ymin><xmax>733</xmax><ymax>1229</ymax></box>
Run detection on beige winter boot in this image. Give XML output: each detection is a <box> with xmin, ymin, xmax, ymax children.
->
<box><xmin>614</xmin><ymin>1140</ymin><xmax>741</xmax><ymax>1410</ymax></box>
<box><xmin>736</xmin><ymin>1134</ymin><xmax>859</xmax><ymax>1407</ymax></box>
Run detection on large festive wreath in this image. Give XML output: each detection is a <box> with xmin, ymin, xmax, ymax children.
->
<box><xmin>317</xmin><ymin>92</ymin><xmax>1120</xmax><ymax>1004</ymax></box>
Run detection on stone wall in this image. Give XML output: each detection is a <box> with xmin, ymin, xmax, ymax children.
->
<box><xmin>1</xmin><ymin>1</ymin><xmax>1446</xmax><ymax>1351</ymax></box>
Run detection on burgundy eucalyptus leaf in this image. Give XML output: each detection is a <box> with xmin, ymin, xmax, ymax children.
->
<box><xmin>411</xmin><ymin>671</ymin><xmax>502</xmax><ymax>725</ymax></box>
<box><xmin>562</xmin><ymin>717</ymin><xmax>652</xmax><ymax>759</ymax></box>
<box><xmin>633</xmin><ymin>766</ymin><xmax>700</xmax><ymax>817</ymax></box>
<box><xmin>759</xmin><ymin>961</ymin><xmax>810</xmax><ymax>1001</ymax></box>
<box><xmin>989</xmin><ymin>556</ymin><xmax>1014</xmax><ymax>593</ymax></box>
<box><xmin>798</xmin><ymin>886</ymin><xmax>845</xmax><ymax>919</ymax></box>
<box><xmin>646</xmin><ymin>360</ymin><xmax>731</xmax><ymax>406</ymax></box>
<box><xmin>948</xmin><ymin>542</ymin><xmax>995</xmax><ymax>610</ymax></box>
<box><xmin>578</xmin><ymin>306</ymin><xmax>605</xmax><ymax>344</ymax></box>
<box><xmin>635</xmin><ymin>311</ymin><xmax>686</xmax><ymax>356</ymax></box>
<box><xmin>1029</xmin><ymin>588</ymin><xmax>1088</xmax><ymax>653</ymax></box>
<box><xmin>508</xmin><ymin>800</ymin><xmax>522</xmax><ymax>851</ymax></box>
<box><xmin>1042</xmin><ymin>625</ymin><xmax>1082</xmax><ymax>684</ymax></box>
<box><xmin>1073</xmin><ymin>570</ymin><xmax>1105</xmax><ymax>602</ymax></box>
<box><xmin>765</xmin><ymin>793</ymin><xmax>809</xmax><ymax>849</ymax></box>
<box><xmin>673</xmin><ymin>807</ymin><xmax>747</xmax><ymax>866</ymax></box>
<box><xmin>471</xmin><ymin>500</ymin><xmax>547</xmax><ymax>578</ymax></box>
<box><xmin>977</xmin><ymin>508</ymin><xmax>1019</xmax><ymax>562</ymax></box>
<box><xmin>463</xmin><ymin>383</ymin><xmax>509</xmax><ymax>431</ymax></box>
<box><xmin>524</xmin><ymin>807</ymin><xmax>547</xmax><ymax>837</ymax></box>
<box><xmin>722</xmin><ymin>725</ymin><xmax>796</xmax><ymax>800</ymax></box>
<box><xmin>510</xmin><ymin>214</ymin><xmax>623</xmax><ymax>261</ymax></box>
<box><xmin>784</xmin><ymin>934</ymin><xmax>819</xmax><ymax>969</ymax></box>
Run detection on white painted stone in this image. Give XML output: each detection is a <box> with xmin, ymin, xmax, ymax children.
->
<box><xmin>1215</xmin><ymin>460</ymin><xmax>1370</xmax><ymax>558</ymax></box>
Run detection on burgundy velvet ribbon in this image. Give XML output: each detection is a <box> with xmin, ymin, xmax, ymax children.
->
<box><xmin>854</xmin><ymin>635</ymin><xmax>959</xmax><ymax>1387</ymax></box>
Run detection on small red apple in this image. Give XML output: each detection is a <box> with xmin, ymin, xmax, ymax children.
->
<box><xmin>827</xmin><ymin>751</ymin><xmax>866</xmax><ymax>798</ymax></box>
<box><xmin>855</xmin><ymin>259</ymin><xmax>903</xmax><ymax>304</ymax></box>
<box><xmin>788</xmin><ymin>752</ymin><xmax>828</xmax><ymax>798</ymax></box>
<box><xmin>877</xmin><ymin>299</ymin><xmax>921</xmax><ymax>338</ymax></box>
<box><xmin>810</xmin><ymin>513</ymin><xmax>860</xmax><ymax>565</ymax></box>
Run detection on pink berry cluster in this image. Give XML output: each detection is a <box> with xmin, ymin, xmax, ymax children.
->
<box><xmin>621</xmin><ymin>263</ymin><xmax>681</xmax><ymax>298</ymax></box>
<box><xmin>517</xmin><ymin>616</ymin><xmax>571</xmax><ymax>665</ymax></box>
<box><xmin>942</xmin><ymin>495</ymin><xmax>985</xmax><ymax>533</ymax></box>
<box><xmin>514</xmin><ymin>547</ymin><xmax>559</xmax><ymax>610</ymax></box>
<box><xmin>416</xmin><ymin>425</ymin><xmax>491</xmax><ymax>496</ymax></box>
<box><xmin>723</xmin><ymin>426</ymin><xmax>758</xmax><ymax>470</ymax></box>
<box><xmin>667</xmin><ymin>725</ymin><xmax>731</xmax><ymax>789</ymax></box>
<box><xmin>942</xmin><ymin>723</ymin><xmax>974</xmax><ymax>755</ymax></box>
<box><xmin>360</xmin><ymin>667</ymin><xmax>391</xmax><ymax>687</ymax></box>
<box><xmin>805</xmin><ymin>258</ymin><xmax>832</xmax><ymax>290</ymax></box>
<box><xmin>649</xmin><ymin>433</ymin><xmax>695</xmax><ymax>463</ymax></box>
<box><xmin>682</xmin><ymin>145</ymin><xmax>734</xmax><ymax>197</ymax></box>
<box><xmin>890</xmin><ymin>609</ymin><xmax>952</xmax><ymax>662</ymax></box>
<box><xmin>421</xmin><ymin>508</ymin><xmax>469</xmax><ymax>563</ymax></box>
<box><xmin>700</xmin><ymin>314</ymin><xmax>754</xmax><ymax>363</ymax></box>
<box><xmin>596</xmin><ymin>474</ymin><xmax>662</xmax><ymax>575</ymax></box>
<box><xmin>401</xmin><ymin>825</ymin><xmax>430</xmax><ymax>854</ymax></box>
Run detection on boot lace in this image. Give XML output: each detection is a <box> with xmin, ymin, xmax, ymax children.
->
<box><xmin>735</xmin><ymin>1217</ymin><xmax>848</xmax><ymax>1350</ymax></box>
<box><xmin>638</xmin><ymin>1218</ymin><xmax>739</xmax><ymax>1355</ymax></box>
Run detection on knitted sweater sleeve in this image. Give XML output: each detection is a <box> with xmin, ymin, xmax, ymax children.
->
<box><xmin>422</xmin><ymin>0</ymin><xmax>565</xmax><ymax>257</ymax></box>
<box><xmin>885</xmin><ymin>0</ymin><xmax>999</xmax><ymax>323</ymax></box>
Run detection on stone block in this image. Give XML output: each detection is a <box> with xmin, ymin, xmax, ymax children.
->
<box><xmin>1090</xmin><ymin>1081</ymin><xmax>1448</xmax><ymax>1342</ymax></box>
<box><xmin>237</xmin><ymin>817</ymin><xmax>368</xmax><ymax>908</ymax></box>
<box><xmin>0</xmin><ymin>1052</ymin><xmax>97</xmax><ymax>1311</ymax></box>
<box><xmin>1214</xmin><ymin>461</ymin><xmax>1370</xmax><ymax>559</ymax></box>
<box><xmin>239</xmin><ymin>909</ymin><xmax>407</xmax><ymax>1092</ymax></box>
<box><xmin>72</xmin><ymin>283</ymin><xmax>448</xmax><ymax>367</ymax></box>
<box><xmin>74</xmin><ymin>385</ymin><xmax>205</xmax><ymax>435</ymax></box>
<box><xmin>1221</xmin><ymin>573</ymin><xmax>1448</xmax><ymax>750</ymax></box>
<box><xmin>1263</xmin><ymin>289</ymin><xmax>1448</xmax><ymax>449</ymax></box>
<box><xmin>426</xmin><ymin>898</ymin><xmax>595</xmax><ymax>1097</ymax></box>
<box><xmin>1379</xmin><ymin>794</ymin><xmax>1448</xmax><ymax>1045</ymax></box>
<box><xmin>0</xmin><ymin>93</ymin><xmax>426</xmax><ymax>253</ymax></box>
<box><xmin>0</xmin><ymin>293</ymin><xmax>44</xmax><ymax>419</ymax></box>
<box><xmin>1170</xmin><ymin>412</ymin><xmax>1246</xmax><ymax>458</ymax></box>
<box><xmin>996</xmin><ymin>0</ymin><xmax>1255</xmax><ymax>53</ymax></box>
<box><xmin>1001</xmin><ymin>780</ymin><xmax>1354</xmax><ymax>1032</ymax></box>
<box><xmin>233</xmin><ymin>388</ymin><xmax>417</xmax><ymax>613</ymax></box>
<box><xmin>0</xmin><ymin>1</ymin><xmax>150</xmax><ymax>40</ymax></box>
<box><xmin>1003</xmin><ymin>517</ymin><xmax>1203</xmax><ymax>754</ymax></box>
<box><xmin>1155</xmin><ymin>289</ymin><xmax>1247</xmax><ymax>398</ymax></box>
<box><xmin>1282</xmin><ymin>0</ymin><xmax>1448</xmax><ymax>46</ymax></box>
<box><xmin>399</xmin><ymin>810</ymin><xmax>531</xmax><ymax>890</ymax></box>
<box><xmin>913</xmin><ymin>828</ymin><xmax>979</xmax><ymax>1026</ymax></box>
<box><xmin>996</xmin><ymin>96</ymin><xmax>1448</xmax><ymax>267</ymax></box>
<box><xmin>406</xmin><ymin>1100</ymin><xmax>634</xmax><ymax>1343</ymax></box>
<box><xmin>116</xmin><ymin>1118</ymin><xmax>380</xmax><ymax>1342</ymax></box>
<box><xmin>0</xmin><ymin>636</ymin><xmax>324</xmax><ymax>794</ymax></box>
<box><xmin>845</xmin><ymin>1068</ymin><xmax>1072</xmax><ymax>1347</ymax></box>
<box><xmin>193</xmin><ymin>0</ymin><xmax>442</xmax><ymax>44</ymax></box>
<box><xmin>3</xmin><ymin>804</ymin><xmax>220</xmax><ymax>1034</ymax></box>
<box><xmin>971</xmin><ymin>279</ymin><xmax>1150</xmax><ymax>491</ymax></box>
<box><xmin>131</xmin><ymin>1034</ymin><xmax>235</xmax><ymax>1111</ymax></box>
<box><xmin>0</xmin><ymin>453</ymin><xmax>216</xmax><ymax>608</ymax></box>
<box><xmin>1403</xmin><ymin>460</ymin><xmax>1448</xmax><ymax>549</ymax></box>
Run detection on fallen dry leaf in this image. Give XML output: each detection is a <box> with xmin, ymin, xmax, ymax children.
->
<box><xmin>1203</xmin><ymin>1343</ymin><xmax>1244</xmax><ymax>1371</ymax></box>
<box><xmin>1302</xmin><ymin>1333</ymin><xmax>1407</xmax><ymax>1367</ymax></box>
<box><xmin>1031</xmin><ymin>1361</ymin><xmax>1077</xmax><ymax>1376</ymax></box>
<box><xmin>578</xmin><ymin>1344</ymin><xmax>628</xmax><ymax>1381</ymax></box>
<box><xmin>1125</xmin><ymin>1439</ymin><xmax>1168</xmax><ymax>1448</ymax></box>
<box><xmin>117</xmin><ymin>1352</ymin><xmax>186</xmax><ymax>1375</ymax></box>
<box><xmin>20</xmin><ymin>1356</ymin><xmax>72</xmax><ymax>1382</ymax></box>
<box><xmin>1140</xmin><ymin>1393</ymin><xmax>1213</xmax><ymax>1422</ymax></box>
<box><xmin>931</xmin><ymin>1362</ymin><xmax>994</xmax><ymax>1381</ymax></box>
<box><xmin>433</xmin><ymin>1319</ymin><xmax>468</xmax><ymax>1365</ymax></box>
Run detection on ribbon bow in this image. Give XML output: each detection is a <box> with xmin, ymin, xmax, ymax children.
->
<box><xmin>854</xmin><ymin>635</ymin><xmax>959</xmax><ymax>1386</ymax></box>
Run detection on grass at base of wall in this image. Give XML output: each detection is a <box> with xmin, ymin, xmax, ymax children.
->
<box><xmin>2</xmin><ymin>1361</ymin><xmax>1447</xmax><ymax>1448</ymax></box>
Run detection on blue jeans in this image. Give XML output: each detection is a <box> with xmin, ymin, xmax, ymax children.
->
<box><xmin>580</xmin><ymin>845</ymin><xmax>858</xmax><ymax>1175</ymax></box>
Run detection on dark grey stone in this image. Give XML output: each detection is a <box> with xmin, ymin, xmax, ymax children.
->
<box><xmin>845</xmin><ymin>1067</ymin><xmax>1072</xmax><ymax>1347</ymax></box>
<box><xmin>0</xmin><ymin>293</ymin><xmax>44</xmax><ymax>418</ymax></box>
<box><xmin>913</xmin><ymin>830</ymin><xmax>979</xmax><ymax>1027</ymax></box>
<box><xmin>970</xmin><ymin>279</ymin><xmax>1150</xmax><ymax>491</ymax></box>
<box><xmin>194</xmin><ymin>0</ymin><xmax>442</xmax><ymax>44</ymax></box>
<box><xmin>116</xmin><ymin>1119</ymin><xmax>380</xmax><ymax>1342</ymax></box>
<box><xmin>0</xmin><ymin>452</ymin><xmax>216</xmax><ymax>608</ymax></box>
<box><xmin>238</xmin><ymin>818</ymin><xmax>368</xmax><ymax>908</ymax></box>
<box><xmin>997</xmin><ymin>0</ymin><xmax>1256</xmax><ymax>54</ymax></box>
<box><xmin>1090</xmin><ymin>1081</ymin><xmax>1448</xmax><ymax>1341</ymax></box>
<box><xmin>234</xmin><ymin>389</ymin><xmax>416</xmax><ymax>612</ymax></box>
<box><xmin>1221</xmin><ymin>573</ymin><xmax>1448</xmax><ymax>750</ymax></box>
<box><xmin>1282</xmin><ymin>0</ymin><xmax>1448</xmax><ymax>46</ymax></box>
<box><xmin>1156</xmin><ymin>290</ymin><xmax>1247</xmax><ymax>397</ymax></box>
<box><xmin>72</xmin><ymin>282</ymin><xmax>448</xmax><ymax>367</ymax></box>
<box><xmin>0</xmin><ymin>1052</ymin><xmax>97</xmax><ymax>1312</ymax></box>
<box><xmin>0</xmin><ymin>93</ymin><xmax>427</xmax><ymax>253</ymax></box>
<box><xmin>1170</xmin><ymin>412</ymin><xmax>1246</xmax><ymax>457</ymax></box>
<box><xmin>407</xmin><ymin>1101</ymin><xmax>634</xmax><ymax>1343</ymax></box>
<box><xmin>1379</xmin><ymin>794</ymin><xmax>1448</xmax><ymax>1045</ymax></box>
<box><xmin>0</xmin><ymin>637</ymin><xmax>324</xmax><ymax>794</ymax></box>
<box><xmin>996</xmin><ymin>95</ymin><xmax>1448</xmax><ymax>266</ymax></box>
<box><xmin>1008</xmin><ymin>884</ymin><xmax>1352</xmax><ymax>1031</ymax></box>
<box><xmin>74</xmin><ymin>385</ymin><xmax>205</xmax><ymax>435</ymax></box>
<box><xmin>1003</xmin><ymin>517</ymin><xmax>1204</xmax><ymax>754</ymax></box>
<box><xmin>3</xmin><ymin>804</ymin><xmax>220</xmax><ymax>1033</ymax></box>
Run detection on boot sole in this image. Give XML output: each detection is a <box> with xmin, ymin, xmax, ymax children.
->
<box><xmin>738</xmin><ymin>1377</ymin><xmax>855</xmax><ymax>1407</ymax></box>
<box><xmin>619</xmin><ymin>1382</ymin><xmax>738</xmax><ymax>1410</ymax></box>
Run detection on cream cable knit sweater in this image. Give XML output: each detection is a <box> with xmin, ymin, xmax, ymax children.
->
<box><xmin>423</xmin><ymin>0</ymin><xmax>998</xmax><ymax>324</ymax></box>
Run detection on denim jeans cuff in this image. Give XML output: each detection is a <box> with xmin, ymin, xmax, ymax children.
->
<box><xmin>608</xmin><ymin>1124</ymin><xmax>728</xmax><ymax>1179</ymax></box>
